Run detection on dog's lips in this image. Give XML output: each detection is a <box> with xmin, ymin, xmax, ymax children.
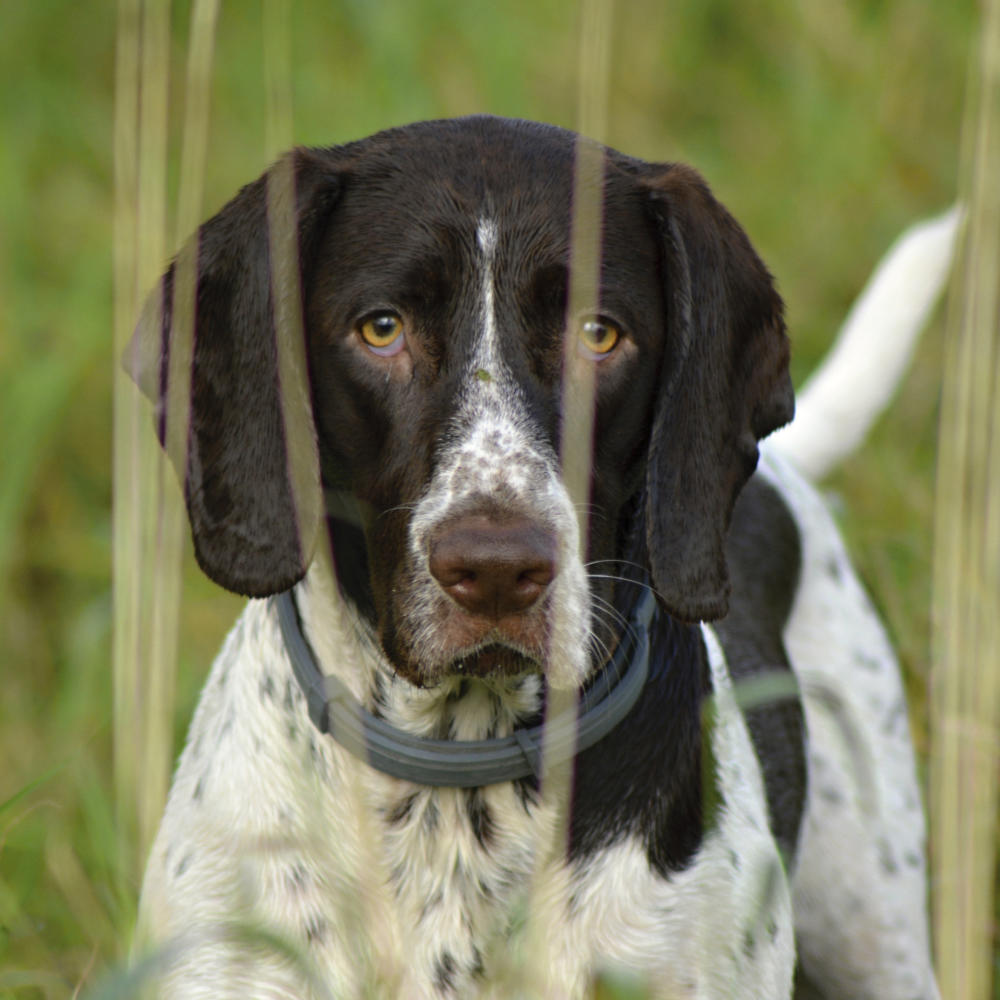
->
<box><xmin>404</xmin><ymin>593</ymin><xmax>552</xmax><ymax>679</ymax></box>
<box><xmin>377</xmin><ymin>609</ymin><xmax>546</xmax><ymax>686</ymax></box>
<box><xmin>448</xmin><ymin>642</ymin><xmax>541</xmax><ymax>679</ymax></box>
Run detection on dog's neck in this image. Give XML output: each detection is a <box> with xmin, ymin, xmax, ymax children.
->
<box><xmin>292</xmin><ymin>509</ymin><xmax>709</xmax><ymax>879</ymax></box>
<box><xmin>293</xmin><ymin>544</ymin><xmax>546</xmax><ymax>745</ymax></box>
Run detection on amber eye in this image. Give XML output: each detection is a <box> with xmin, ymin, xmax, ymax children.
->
<box><xmin>578</xmin><ymin>317</ymin><xmax>621</xmax><ymax>358</ymax></box>
<box><xmin>358</xmin><ymin>311</ymin><xmax>405</xmax><ymax>356</ymax></box>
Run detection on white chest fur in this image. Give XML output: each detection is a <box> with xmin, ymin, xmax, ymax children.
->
<box><xmin>137</xmin><ymin>590</ymin><xmax>794</xmax><ymax>999</ymax></box>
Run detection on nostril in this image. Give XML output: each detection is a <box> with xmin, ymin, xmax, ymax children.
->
<box><xmin>435</xmin><ymin>566</ymin><xmax>477</xmax><ymax>589</ymax></box>
<box><xmin>445</xmin><ymin>572</ymin><xmax>479</xmax><ymax>604</ymax></box>
<box><xmin>511</xmin><ymin>562</ymin><xmax>554</xmax><ymax>607</ymax></box>
<box><xmin>509</xmin><ymin>575</ymin><xmax>545</xmax><ymax>611</ymax></box>
<box><xmin>519</xmin><ymin>563</ymin><xmax>555</xmax><ymax>589</ymax></box>
<box><xmin>428</xmin><ymin>516</ymin><xmax>557</xmax><ymax>618</ymax></box>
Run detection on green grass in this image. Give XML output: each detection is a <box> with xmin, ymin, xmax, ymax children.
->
<box><xmin>0</xmin><ymin>0</ymin><xmax>985</xmax><ymax>996</ymax></box>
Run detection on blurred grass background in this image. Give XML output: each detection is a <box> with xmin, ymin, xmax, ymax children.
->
<box><xmin>0</xmin><ymin>0</ymin><xmax>984</xmax><ymax>996</ymax></box>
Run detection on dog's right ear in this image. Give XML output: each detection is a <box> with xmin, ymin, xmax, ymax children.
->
<box><xmin>125</xmin><ymin>148</ymin><xmax>343</xmax><ymax>597</ymax></box>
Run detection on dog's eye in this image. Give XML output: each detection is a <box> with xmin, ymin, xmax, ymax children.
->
<box><xmin>577</xmin><ymin>317</ymin><xmax>621</xmax><ymax>359</ymax></box>
<box><xmin>358</xmin><ymin>312</ymin><xmax>406</xmax><ymax>356</ymax></box>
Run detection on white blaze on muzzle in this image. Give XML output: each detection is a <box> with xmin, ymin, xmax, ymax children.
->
<box><xmin>404</xmin><ymin>218</ymin><xmax>592</xmax><ymax>689</ymax></box>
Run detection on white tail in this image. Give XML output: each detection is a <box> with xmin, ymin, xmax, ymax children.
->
<box><xmin>770</xmin><ymin>206</ymin><xmax>961</xmax><ymax>480</ymax></box>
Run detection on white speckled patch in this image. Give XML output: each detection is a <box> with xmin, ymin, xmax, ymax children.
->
<box><xmin>403</xmin><ymin>218</ymin><xmax>591</xmax><ymax>690</ymax></box>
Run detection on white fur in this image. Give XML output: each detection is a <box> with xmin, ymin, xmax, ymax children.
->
<box><xmin>475</xmin><ymin>218</ymin><xmax>501</xmax><ymax>370</ymax></box>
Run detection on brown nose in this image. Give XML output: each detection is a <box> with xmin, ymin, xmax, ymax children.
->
<box><xmin>428</xmin><ymin>516</ymin><xmax>557</xmax><ymax>618</ymax></box>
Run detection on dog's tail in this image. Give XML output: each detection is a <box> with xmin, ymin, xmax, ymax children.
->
<box><xmin>769</xmin><ymin>207</ymin><xmax>961</xmax><ymax>481</ymax></box>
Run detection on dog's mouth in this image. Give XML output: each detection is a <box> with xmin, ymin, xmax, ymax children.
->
<box><xmin>447</xmin><ymin>642</ymin><xmax>541</xmax><ymax>679</ymax></box>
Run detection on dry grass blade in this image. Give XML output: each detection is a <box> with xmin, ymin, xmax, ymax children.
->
<box><xmin>112</xmin><ymin>0</ymin><xmax>173</xmax><ymax>891</ymax></box>
<box><xmin>113</xmin><ymin>0</ymin><xmax>220</xmax><ymax>907</ymax></box>
<box><xmin>111</xmin><ymin>0</ymin><xmax>142</xmax><ymax>890</ymax></box>
<box><xmin>265</xmin><ymin>156</ymin><xmax>323</xmax><ymax>581</ymax></box>
<box><xmin>930</xmin><ymin>0</ymin><xmax>1000</xmax><ymax>995</ymax></box>
<box><xmin>263</xmin><ymin>8</ymin><xmax>402</xmax><ymax>989</ymax></box>
<box><xmin>264</xmin><ymin>0</ymin><xmax>295</xmax><ymax>160</ymax></box>
<box><xmin>513</xmin><ymin>0</ymin><xmax>617</xmax><ymax>993</ymax></box>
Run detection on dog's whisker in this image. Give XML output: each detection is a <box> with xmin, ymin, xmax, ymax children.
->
<box><xmin>584</xmin><ymin>557</ymin><xmax>653</xmax><ymax>579</ymax></box>
<box><xmin>586</xmin><ymin>596</ymin><xmax>622</xmax><ymax>631</ymax></box>
<box><xmin>375</xmin><ymin>503</ymin><xmax>419</xmax><ymax>520</ymax></box>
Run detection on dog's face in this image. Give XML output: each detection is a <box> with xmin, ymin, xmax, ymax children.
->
<box><xmin>130</xmin><ymin>116</ymin><xmax>793</xmax><ymax>689</ymax></box>
<box><xmin>305</xmin><ymin>124</ymin><xmax>668</xmax><ymax>688</ymax></box>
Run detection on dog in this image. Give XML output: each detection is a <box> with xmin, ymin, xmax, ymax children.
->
<box><xmin>129</xmin><ymin>115</ymin><xmax>945</xmax><ymax>999</ymax></box>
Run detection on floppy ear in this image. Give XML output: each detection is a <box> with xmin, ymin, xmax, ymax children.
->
<box><xmin>641</xmin><ymin>164</ymin><xmax>794</xmax><ymax>622</ymax></box>
<box><xmin>126</xmin><ymin>148</ymin><xmax>342</xmax><ymax>597</ymax></box>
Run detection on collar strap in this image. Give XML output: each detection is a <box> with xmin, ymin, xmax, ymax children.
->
<box><xmin>274</xmin><ymin>587</ymin><xmax>656</xmax><ymax>788</ymax></box>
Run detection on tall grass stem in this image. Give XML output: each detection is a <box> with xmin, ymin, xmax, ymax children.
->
<box><xmin>930</xmin><ymin>0</ymin><xmax>1000</xmax><ymax>994</ymax></box>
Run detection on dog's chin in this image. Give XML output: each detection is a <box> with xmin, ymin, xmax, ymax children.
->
<box><xmin>447</xmin><ymin>643</ymin><xmax>541</xmax><ymax>680</ymax></box>
<box><xmin>381</xmin><ymin>637</ymin><xmax>543</xmax><ymax>688</ymax></box>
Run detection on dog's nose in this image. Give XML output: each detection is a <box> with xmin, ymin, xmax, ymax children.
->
<box><xmin>429</xmin><ymin>516</ymin><xmax>557</xmax><ymax>618</ymax></box>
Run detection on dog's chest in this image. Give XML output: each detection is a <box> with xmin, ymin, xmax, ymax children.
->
<box><xmin>359</xmin><ymin>765</ymin><xmax>558</xmax><ymax>994</ymax></box>
<box><xmin>297</xmin><ymin>775</ymin><xmax>766</xmax><ymax>1000</ymax></box>
<box><xmin>144</xmin><ymin>600</ymin><xmax>794</xmax><ymax>999</ymax></box>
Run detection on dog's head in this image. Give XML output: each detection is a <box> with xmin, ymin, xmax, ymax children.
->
<box><xmin>129</xmin><ymin>116</ymin><xmax>792</xmax><ymax>689</ymax></box>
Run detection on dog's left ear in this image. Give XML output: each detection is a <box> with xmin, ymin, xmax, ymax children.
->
<box><xmin>640</xmin><ymin>164</ymin><xmax>794</xmax><ymax>622</ymax></box>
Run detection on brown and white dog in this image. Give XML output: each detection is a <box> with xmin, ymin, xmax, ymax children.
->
<box><xmin>129</xmin><ymin>116</ymin><xmax>947</xmax><ymax>999</ymax></box>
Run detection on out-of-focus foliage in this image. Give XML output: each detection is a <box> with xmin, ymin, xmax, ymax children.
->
<box><xmin>0</xmin><ymin>0</ymin><xmax>976</xmax><ymax>994</ymax></box>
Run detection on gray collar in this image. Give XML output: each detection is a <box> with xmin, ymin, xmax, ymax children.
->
<box><xmin>274</xmin><ymin>587</ymin><xmax>656</xmax><ymax>788</ymax></box>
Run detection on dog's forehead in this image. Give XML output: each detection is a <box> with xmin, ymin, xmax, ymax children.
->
<box><xmin>335</xmin><ymin>117</ymin><xmax>642</xmax><ymax>242</ymax></box>
<box><xmin>348</xmin><ymin>117</ymin><xmax>576</xmax><ymax>191</ymax></box>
